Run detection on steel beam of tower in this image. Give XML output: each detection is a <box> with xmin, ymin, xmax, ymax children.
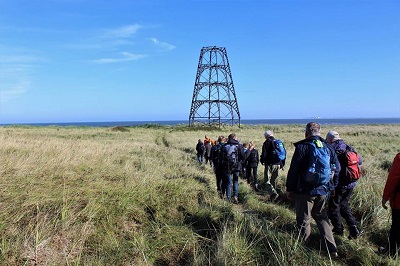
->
<box><xmin>189</xmin><ymin>46</ymin><xmax>241</xmax><ymax>127</ymax></box>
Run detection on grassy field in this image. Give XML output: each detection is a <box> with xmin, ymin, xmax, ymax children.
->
<box><xmin>0</xmin><ymin>123</ymin><xmax>399</xmax><ymax>265</ymax></box>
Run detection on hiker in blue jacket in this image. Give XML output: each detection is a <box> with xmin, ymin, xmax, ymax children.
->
<box><xmin>286</xmin><ymin>122</ymin><xmax>340</xmax><ymax>258</ymax></box>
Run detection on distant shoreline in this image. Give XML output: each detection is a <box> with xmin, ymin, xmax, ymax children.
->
<box><xmin>1</xmin><ymin>118</ymin><xmax>399</xmax><ymax>127</ymax></box>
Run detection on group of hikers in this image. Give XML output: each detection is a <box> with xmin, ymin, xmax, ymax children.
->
<box><xmin>195</xmin><ymin>122</ymin><xmax>400</xmax><ymax>258</ymax></box>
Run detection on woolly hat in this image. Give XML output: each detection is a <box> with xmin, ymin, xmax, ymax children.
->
<box><xmin>326</xmin><ymin>131</ymin><xmax>341</xmax><ymax>141</ymax></box>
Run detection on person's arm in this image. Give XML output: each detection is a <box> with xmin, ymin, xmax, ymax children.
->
<box><xmin>256</xmin><ymin>150</ymin><xmax>259</xmax><ymax>164</ymax></box>
<box><xmin>382</xmin><ymin>153</ymin><xmax>400</xmax><ymax>207</ymax></box>
<box><xmin>286</xmin><ymin>146</ymin><xmax>303</xmax><ymax>193</ymax></box>
<box><xmin>350</xmin><ymin>144</ymin><xmax>363</xmax><ymax>165</ymax></box>
<box><xmin>382</xmin><ymin>198</ymin><xmax>388</xmax><ymax>209</ymax></box>
<box><xmin>260</xmin><ymin>142</ymin><xmax>266</xmax><ymax>165</ymax></box>
<box><xmin>329</xmin><ymin>145</ymin><xmax>341</xmax><ymax>189</ymax></box>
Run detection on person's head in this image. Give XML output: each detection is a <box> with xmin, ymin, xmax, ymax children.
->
<box><xmin>305</xmin><ymin>122</ymin><xmax>321</xmax><ymax>138</ymax></box>
<box><xmin>198</xmin><ymin>139</ymin><xmax>202</xmax><ymax>143</ymax></box>
<box><xmin>228</xmin><ymin>133</ymin><xmax>237</xmax><ymax>140</ymax></box>
<box><xmin>326</xmin><ymin>131</ymin><xmax>341</xmax><ymax>144</ymax></box>
<box><xmin>218</xmin><ymin>135</ymin><xmax>226</xmax><ymax>143</ymax></box>
<box><xmin>264</xmin><ymin>130</ymin><xmax>273</xmax><ymax>138</ymax></box>
<box><xmin>243</xmin><ymin>142</ymin><xmax>248</xmax><ymax>148</ymax></box>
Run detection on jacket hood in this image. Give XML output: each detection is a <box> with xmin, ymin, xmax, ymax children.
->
<box><xmin>294</xmin><ymin>135</ymin><xmax>326</xmax><ymax>147</ymax></box>
<box><xmin>330</xmin><ymin>139</ymin><xmax>348</xmax><ymax>152</ymax></box>
<box><xmin>227</xmin><ymin>138</ymin><xmax>240</xmax><ymax>145</ymax></box>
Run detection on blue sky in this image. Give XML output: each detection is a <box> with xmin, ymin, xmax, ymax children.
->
<box><xmin>0</xmin><ymin>0</ymin><xmax>399</xmax><ymax>124</ymax></box>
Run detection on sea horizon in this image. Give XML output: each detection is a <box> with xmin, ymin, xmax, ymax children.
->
<box><xmin>1</xmin><ymin>117</ymin><xmax>399</xmax><ymax>127</ymax></box>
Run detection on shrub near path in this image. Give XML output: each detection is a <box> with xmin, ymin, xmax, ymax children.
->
<box><xmin>0</xmin><ymin>124</ymin><xmax>399</xmax><ymax>265</ymax></box>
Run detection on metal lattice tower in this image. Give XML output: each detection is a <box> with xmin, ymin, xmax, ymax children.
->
<box><xmin>189</xmin><ymin>46</ymin><xmax>241</xmax><ymax>127</ymax></box>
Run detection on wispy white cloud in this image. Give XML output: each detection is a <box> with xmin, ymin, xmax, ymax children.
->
<box><xmin>150</xmin><ymin>38</ymin><xmax>176</xmax><ymax>51</ymax></box>
<box><xmin>0</xmin><ymin>79</ymin><xmax>30</xmax><ymax>103</ymax></box>
<box><xmin>0</xmin><ymin>47</ymin><xmax>40</xmax><ymax>103</ymax></box>
<box><xmin>66</xmin><ymin>24</ymin><xmax>175</xmax><ymax>63</ymax></box>
<box><xmin>102</xmin><ymin>24</ymin><xmax>142</xmax><ymax>38</ymax></box>
<box><xmin>92</xmin><ymin>51</ymin><xmax>146</xmax><ymax>63</ymax></box>
<box><xmin>65</xmin><ymin>24</ymin><xmax>141</xmax><ymax>50</ymax></box>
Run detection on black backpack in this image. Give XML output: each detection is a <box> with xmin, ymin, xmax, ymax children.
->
<box><xmin>249</xmin><ymin>149</ymin><xmax>258</xmax><ymax>164</ymax></box>
<box><xmin>211</xmin><ymin>143</ymin><xmax>224</xmax><ymax>168</ymax></box>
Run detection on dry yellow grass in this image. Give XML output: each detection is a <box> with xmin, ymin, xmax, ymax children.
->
<box><xmin>0</xmin><ymin>124</ymin><xmax>399</xmax><ymax>265</ymax></box>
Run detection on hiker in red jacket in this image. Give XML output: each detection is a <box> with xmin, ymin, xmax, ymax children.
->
<box><xmin>382</xmin><ymin>153</ymin><xmax>400</xmax><ymax>257</ymax></box>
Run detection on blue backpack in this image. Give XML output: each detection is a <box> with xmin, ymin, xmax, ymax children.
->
<box><xmin>273</xmin><ymin>139</ymin><xmax>286</xmax><ymax>162</ymax></box>
<box><xmin>304</xmin><ymin>139</ymin><xmax>332</xmax><ymax>187</ymax></box>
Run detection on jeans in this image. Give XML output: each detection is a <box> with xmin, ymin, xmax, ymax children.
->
<box><xmin>328</xmin><ymin>187</ymin><xmax>357</xmax><ymax>232</ymax></box>
<box><xmin>295</xmin><ymin>193</ymin><xmax>337</xmax><ymax>253</ymax></box>
<box><xmin>225</xmin><ymin>171</ymin><xmax>239</xmax><ymax>199</ymax></box>
<box><xmin>197</xmin><ymin>154</ymin><xmax>203</xmax><ymax>164</ymax></box>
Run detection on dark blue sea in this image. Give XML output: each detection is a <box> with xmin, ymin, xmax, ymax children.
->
<box><xmin>2</xmin><ymin>118</ymin><xmax>399</xmax><ymax>127</ymax></box>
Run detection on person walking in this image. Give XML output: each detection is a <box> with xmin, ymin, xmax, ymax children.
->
<box><xmin>195</xmin><ymin>139</ymin><xmax>205</xmax><ymax>164</ymax></box>
<box><xmin>222</xmin><ymin>133</ymin><xmax>247</xmax><ymax>203</ymax></box>
<box><xmin>204</xmin><ymin>140</ymin><xmax>212</xmax><ymax>166</ymax></box>
<box><xmin>246</xmin><ymin>141</ymin><xmax>260</xmax><ymax>191</ymax></box>
<box><xmin>204</xmin><ymin>135</ymin><xmax>214</xmax><ymax>146</ymax></box>
<box><xmin>326</xmin><ymin>130</ymin><xmax>362</xmax><ymax>239</ymax></box>
<box><xmin>241</xmin><ymin>143</ymin><xmax>249</xmax><ymax>179</ymax></box>
<box><xmin>210</xmin><ymin>136</ymin><xmax>227</xmax><ymax>197</ymax></box>
<box><xmin>260</xmin><ymin>130</ymin><xmax>285</xmax><ymax>201</ymax></box>
<box><xmin>286</xmin><ymin>122</ymin><xmax>340</xmax><ymax>257</ymax></box>
<box><xmin>382</xmin><ymin>152</ymin><xmax>400</xmax><ymax>257</ymax></box>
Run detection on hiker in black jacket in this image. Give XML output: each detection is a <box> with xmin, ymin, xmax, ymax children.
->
<box><xmin>204</xmin><ymin>140</ymin><xmax>212</xmax><ymax>166</ymax></box>
<box><xmin>222</xmin><ymin>133</ymin><xmax>248</xmax><ymax>203</ymax></box>
<box><xmin>260</xmin><ymin>130</ymin><xmax>284</xmax><ymax>201</ymax></box>
<box><xmin>246</xmin><ymin>141</ymin><xmax>260</xmax><ymax>191</ymax></box>
<box><xmin>210</xmin><ymin>136</ymin><xmax>227</xmax><ymax>197</ymax></box>
<box><xmin>195</xmin><ymin>139</ymin><xmax>205</xmax><ymax>164</ymax></box>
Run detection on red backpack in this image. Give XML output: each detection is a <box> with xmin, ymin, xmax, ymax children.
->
<box><xmin>338</xmin><ymin>146</ymin><xmax>361</xmax><ymax>183</ymax></box>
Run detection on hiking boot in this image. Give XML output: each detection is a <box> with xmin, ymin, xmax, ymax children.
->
<box><xmin>378</xmin><ymin>246</ymin><xmax>389</xmax><ymax>255</ymax></box>
<box><xmin>330</xmin><ymin>251</ymin><xmax>339</xmax><ymax>259</ymax></box>
<box><xmin>332</xmin><ymin>227</ymin><xmax>344</xmax><ymax>236</ymax></box>
<box><xmin>254</xmin><ymin>184</ymin><xmax>259</xmax><ymax>192</ymax></box>
<box><xmin>233</xmin><ymin>197</ymin><xmax>239</xmax><ymax>204</ymax></box>
<box><xmin>378</xmin><ymin>246</ymin><xmax>399</xmax><ymax>257</ymax></box>
<box><xmin>269</xmin><ymin>193</ymin><xmax>278</xmax><ymax>202</ymax></box>
<box><xmin>218</xmin><ymin>192</ymin><xmax>224</xmax><ymax>199</ymax></box>
<box><xmin>348</xmin><ymin>225</ymin><xmax>361</xmax><ymax>239</ymax></box>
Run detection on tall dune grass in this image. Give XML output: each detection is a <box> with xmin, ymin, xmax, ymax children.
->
<box><xmin>0</xmin><ymin>124</ymin><xmax>399</xmax><ymax>265</ymax></box>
